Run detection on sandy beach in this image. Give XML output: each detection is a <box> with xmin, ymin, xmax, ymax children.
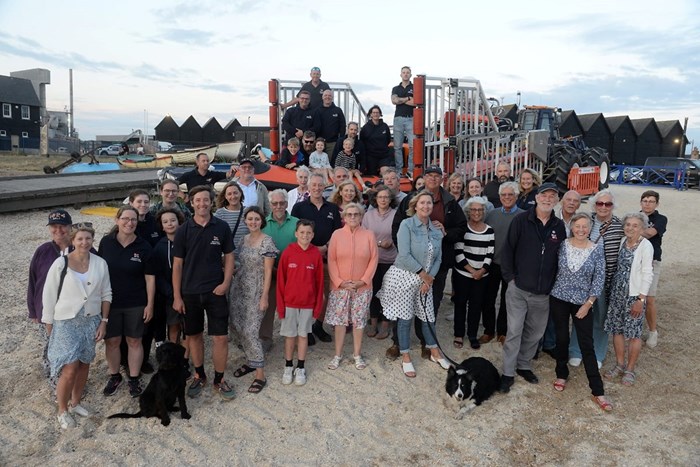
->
<box><xmin>1</xmin><ymin>183</ymin><xmax>698</xmax><ymax>466</ymax></box>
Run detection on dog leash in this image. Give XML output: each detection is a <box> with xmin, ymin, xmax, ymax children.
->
<box><xmin>420</xmin><ymin>291</ymin><xmax>459</xmax><ymax>367</ymax></box>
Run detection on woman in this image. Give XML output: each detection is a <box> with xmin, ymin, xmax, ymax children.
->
<box><xmin>360</xmin><ymin>105</ymin><xmax>393</xmax><ymax>176</ymax></box>
<box><xmin>229</xmin><ymin>206</ymin><xmax>278</xmax><ymax>393</ymax></box>
<box><xmin>604</xmin><ymin>212</ymin><xmax>653</xmax><ymax>386</ymax></box>
<box><xmin>286</xmin><ymin>166</ymin><xmax>311</xmax><ymax>213</ymax></box>
<box><xmin>362</xmin><ymin>186</ymin><xmax>398</xmax><ymax>340</ymax></box>
<box><xmin>326</xmin><ymin>203</ymin><xmax>379</xmax><ymax>370</ymax></box>
<box><xmin>330</xmin><ymin>180</ymin><xmax>361</xmax><ymax>217</ymax></box>
<box><xmin>447</xmin><ymin>173</ymin><xmax>465</xmax><ymax>205</ymax></box>
<box><xmin>549</xmin><ymin>213</ymin><xmax>611</xmax><ymax>411</ymax></box>
<box><xmin>452</xmin><ymin>197</ymin><xmax>494</xmax><ymax>349</ymax></box>
<box><xmin>130</xmin><ymin>189</ymin><xmax>160</xmax><ymax>247</ymax></box>
<box><xmin>569</xmin><ymin>189</ymin><xmax>624</xmax><ymax>367</ymax></box>
<box><xmin>28</xmin><ymin>209</ymin><xmax>73</xmax><ymax>390</ymax></box>
<box><xmin>412</xmin><ymin>175</ymin><xmax>425</xmax><ymax>192</ymax></box>
<box><xmin>516</xmin><ymin>168</ymin><xmax>540</xmax><ymax>210</ymax></box>
<box><xmin>42</xmin><ymin>224</ymin><xmax>111</xmax><ymax>429</ymax></box>
<box><xmin>99</xmin><ymin>205</ymin><xmax>155</xmax><ymax>398</ymax></box>
<box><xmin>149</xmin><ymin>179</ymin><xmax>191</xmax><ymax>219</ymax></box>
<box><xmin>378</xmin><ymin>191</ymin><xmax>449</xmax><ymax>377</ymax></box>
<box><xmin>460</xmin><ymin>178</ymin><xmax>495</xmax><ymax>213</ymax></box>
<box><xmin>214</xmin><ymin>181</ymin><xmax>250</xmax><ymax>251</ymax></box>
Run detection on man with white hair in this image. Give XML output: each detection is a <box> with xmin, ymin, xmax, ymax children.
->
<box><xmin>558</xmin><ymin>190</ymin><xmax>582</xmax><ymax>236</ymax></box>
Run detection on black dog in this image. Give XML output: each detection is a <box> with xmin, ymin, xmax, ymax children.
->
<box><xmin>444</xmin><ymin>357</ymin><xmax>500</xmax><ymax>419</ymax></box>
<box><xmin>108</xmin><ymin>342</ymin><xmax>191</xmax><ymax>426</ymax></box>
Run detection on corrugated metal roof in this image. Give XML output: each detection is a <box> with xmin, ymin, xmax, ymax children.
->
<box><xmin>0</xmin><ymin>75</ymin><xmax>41</xmax><ymax>107</ymax></box>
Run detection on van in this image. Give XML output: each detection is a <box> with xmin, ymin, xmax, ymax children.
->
<box><xmin>157</xmin><ymin>141</ymin><xmax>173</xmax><ymax>152</ymax></box>
<box><xmin>643</xmin><ymin>157</ymin><xmax>699</xmax><ymax>189</ymax></box>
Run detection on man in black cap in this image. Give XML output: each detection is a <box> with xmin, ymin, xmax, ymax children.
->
<box><xmin>386</xmin><ymin>165</ymin><xmax>467</xmax><ymax>359</ymax></box>
<box><xmin>499</xmin><ymin>182</ymin><xmax>565</xmax><ymax>393</ymax></box>
<box><xmin>232</xmin><ymin>158</ymin><xmax>271</xmax><ymax>216</ymax></box>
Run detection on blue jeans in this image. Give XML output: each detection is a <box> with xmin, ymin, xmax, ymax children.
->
<box><xmin>569</xmin><ymin>293</ymin><xmax>609</xmax><ymax>363</ymax></box>
<box><xmin>393</xmin><ymin>116</ymin><xmax>413</xmax><ymax>172</ymax></box>
<box><xmin>398</xmin><ymin>317</ymin><xmax>437</xmax><ymax>354</ymax></box>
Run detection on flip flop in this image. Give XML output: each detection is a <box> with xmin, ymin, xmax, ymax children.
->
<box><xmin>553</xmin><ymin>379</ymin><xmax>567</xmax><ymax>392</ymax></box>
<box><xmin>402</xmin><ymin>361</ymin><xmax>416</xmax><ymax>378</ymax></box>
<box><xmin>248</xmin><ymin>379</ymin><xmax>267</xmax><ymax>394</ymax></box>
<box><xmin>233</xmin><ymin>365</ymin><xmax>255</xmax><ymax>378</ymax></box>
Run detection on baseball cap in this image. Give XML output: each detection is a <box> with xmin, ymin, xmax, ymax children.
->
<box><xmin>47</xmin><ymin>209</ymin><xmax>72</xmax><ymax>226</ymax></box>
<box><xmin>424</xmin><ymin>165</ymin><xmax>443</xmax><ymax>175</ymax></box>
<box><xmin>310</xmin><ymin>67</ymin><xmax>321</xmax><ymax>73</ymax></box>
<box><xmin>239</xmin><ymin>157</ymin><xmax>255</xmax><ymax>166</ymax></box>
<box><xmin>537</xmin><ymin>182</ymin><xmax>558</xmax><ymax>194</ymax></box>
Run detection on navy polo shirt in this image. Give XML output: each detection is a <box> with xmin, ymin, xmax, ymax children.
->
<box><xmin>177</xmin><ymin>169</ymin><xmax>227</xmax><ymax>192</ymax></box>
<box><xmin>645</xmin><ymin>210</ymin><xmax>667</xmax><ymax>261</ymax></box>
<box><xmin>98</xmin><ymin>234</ymin><xmax>152</xmax><ymax>309</ymax></box>
<box><xmin>392</xmin><ymin>82</ymin><xmax>414</xmax><ymax>118</ymax></box>
<box><xmin>173</xmin><ymin>216</ymin><xmax>234</xmax><ymax>294</ymax></box>
<box><xmin>291</xmin><ymin>199</ymin><xmax>341</xmax><ymax>247</ymax></box>
<box><xmin>136</xmin><ymin>212</ymin><xmax>161</xmax><ymax>247</ymax></box>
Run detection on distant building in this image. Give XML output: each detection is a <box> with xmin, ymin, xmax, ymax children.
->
<box><xmin>631</xmin><ymin>118</ymin><xmax>662</xmax><ymax>165</ymax></box>
<box><xmin>604</xmin><ymin>116</ymin><xmax>637</xmax><ymax>165</ymax></box>
<box><xmin>0</xmin><ymin>74</ymin><xmax>42</xmax><ymax>152</ymax></box>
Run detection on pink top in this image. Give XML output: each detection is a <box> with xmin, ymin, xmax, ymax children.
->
<box><xmin>327</xmin><ymin>224</ymin><xmax>378</xmax><ymax>291</ymax></box>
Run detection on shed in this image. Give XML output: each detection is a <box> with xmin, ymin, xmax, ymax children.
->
<box><xmin>202</xmin><ymin>117</ymin><xmax>226</xmax><ymax>143</ymax></box>
<box><xmin>179</xmin><ymin>115</ymin><xmax>203</xmax><ymax>145</ymax></box>
<box><xmin>604</xmin><ymin>116</ymin><xmax>637</xmax><ymax>165</ymax></box>
<box><xmin>559</xmin><ymin>110</ymin><xmax>584</xmax><ymax>139</ymax></box>
<box><xmin>656</xmin><ymin>120</ymin><xmax>687</xmax><ymax>159</ymax></box>
<box><xmin>154</xmin><ymin>116</ymin><xmax>180</xmax><ymax>143</ymax></box>
<box><xmin>631</xmin><ymin>118</ymin><xmax>662</xmax><ymax>165</ymax></box>
<box><xmin>577</xmin><ymin>113</ymin><xmax>611</xmax><ymax>152</ymax></box>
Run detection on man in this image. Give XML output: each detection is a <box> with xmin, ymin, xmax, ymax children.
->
<box><xmin>640</xmin><ymin>190</ymin><xmax>667</xmax><ymax>348</ymax></box>
<box><xmin>177</xmin><ymin>153</ymin><xmax>227</xmax><ymax>193</ymax></box>
<box><xmin>233</xmin><ymin>158</ymin><xmax>271</xmax><ymax>216</ymax></box>
<box><xmin>332</xmin><ymin>122</ymin><xmax>365</xmax><ymax>171</ymax></box>
<box><xmin>317</xmin><ymin>90</ymin><xmax>346</xmax><ymax>157</ymax></box>
<box><xmin>382</xmin><ymin>167</ymin><xmax>406</xmax><ymax>203</ymax></box>
<box><xmin>322</xmin><ymin>166</ymin><xmax>350</xmax><ymax>199</ymax></box>
<box><xmin>260</xmin><ymin>189</ymin><xmax>299</xmax><ymax>350</ymax></box>
<box><xmin>482</xmin><ymin>181</ymin><xmax>522</xmax><ymax>345</ymax></box>
<box><xmin>499</xmin><ymin>182</ymin><xmax>566</xmax><ymax>393</ymax></box>
<box><xmin>484</xmin><ymin>162</ymin><xmax>513</xmax><ymax>208</ymax></box>
<box><xmin>172</xmin><ymin>186</ymin><xmax>236</xmax><ymax>400</ymax></box>
<box><xmin>282</xmin><ymin>67</ymin><xmax>330</xmax><ymax>110</ymax></box>
<box><xmin>388</xmin><ymin>165</ymin><xmax>467</xmax><ymax>359</ymax></box>
<box><xmin>281</xmin><ymin>90</ymin><xmax>319</xmax><ymax>144</ymax></box>
<box><xmin>391</xmin><ymin>66</ymin><xmax>415</xmax><ymax>179</ymax></box>
<box><xmin>291</xmin><ymin>173</ymin><xmax>342</xmax><ymax>344</ymax></box>
<box><xmin>299</xmin><ymin>131</ymin><xmax>317</xmax><ymax>160</ymax></box>
<box><xmin>557</xmin><ymin>190</ymin><xmax>582</xmax><ymax>236</ymax></box>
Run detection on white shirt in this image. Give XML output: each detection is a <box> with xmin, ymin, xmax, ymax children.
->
<box><xmin>239</xmin><ymin>179</ymin><xmax>259</xmax><ymax>209</ymax></box>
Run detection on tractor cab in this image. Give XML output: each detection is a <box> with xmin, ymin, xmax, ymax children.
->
<box><xmin>518</xmin><ymin>106</ymin><xmax>561</xmax><ymax>142</ymax></box>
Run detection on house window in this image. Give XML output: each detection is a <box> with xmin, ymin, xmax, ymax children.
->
<box><xmin>21</xmin><ymin>105</ymin><xmax>30</xmax><ymax>120</ymax></box>
<box><xmin>22</xmin><ymin>132</ymin><xmax>28</xmax><ymax>138</ymax></box>
<box><xmin>2</xmin><ymin>104</ymin><xmax>10</xmax><ymax>118</ymax></box>
<box><xmin>0</xmin><ymin>130</ymin><xmax>6</xmax><ymax>137</ymax></box>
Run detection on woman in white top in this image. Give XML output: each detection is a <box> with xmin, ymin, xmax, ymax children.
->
<box><xmin>286</xmin><ymin>166</ymin><xmax>311</xmax><ymax>213</ymax></box>
<box><xmin>42</xmin><ymin>224</ymin><xmax>112</xmax><ymax>429</ymax></box>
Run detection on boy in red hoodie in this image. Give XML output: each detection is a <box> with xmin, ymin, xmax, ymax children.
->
<box><xmin>276</xmin><ymin>219</ymin><xmax>324</xmax><ymax>386</ymax></box>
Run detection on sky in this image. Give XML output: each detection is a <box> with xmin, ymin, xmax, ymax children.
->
<box><xmin>0</xmin><ymin>0</ymin><xmax>698</xmax><ymax>153</ymax></box>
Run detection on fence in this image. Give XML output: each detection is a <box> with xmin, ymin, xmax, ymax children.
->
<box><xmin>609</xmin><ymin>164</ymin><xmax>693</xmax><ymax>190</ymax></box>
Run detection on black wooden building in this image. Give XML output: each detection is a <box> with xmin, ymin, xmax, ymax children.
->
<box><xmin>559</xmin><ymin>110</ymin><xmax>584</xmax><ymax>139</ymax></box>
<box><xmin>578</xmin><ymin>113</ymin><xmax>611</xmax><ymax>153</ymax></box>
<box><xmin>178</xmin><ymin>116</ymin><xmax>203</xmax><ymax>145</ymax></box>
<box><xmin>0</xmin><ymin>75</ymin><xmax>41</xmax><ymax>151</ymax></box>
<box><xmin>604</xmin><ymin>116</ymin><xmax>637</xmax><ymax>165</ymax></box>
<box><xmin>154</xmin><ymin>115</ymin><xmax>180</xmax><ymax>143</ymax></box>
<box><xmin>202</xmin><ymin>117</ymin><xmax>226</xmax><ymax>144</ymax></box>
<box><xmin>631</xmin><ymin>118</ymin><xmax>662</xmax><ymax>164</ymax></box>
<box><xmin>656</xmin><ymin>120</ymin><xmax>687</xmax><ymax>159</ymax></box>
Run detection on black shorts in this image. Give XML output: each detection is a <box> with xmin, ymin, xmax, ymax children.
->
<box><xmin>182</xmin><ymin>292</ymin><xmax>229</xmax><ymax>336</ymax></box>
<box><xmin>105</xmin><ymin>306</ymin><xmax>145</xmax><ymax>339</ymax></box>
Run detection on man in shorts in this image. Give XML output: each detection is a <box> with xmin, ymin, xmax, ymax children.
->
<box><xmin>172</xmin><ymin>185</ymin><xmax>236</xmax><ymax>400</ymax></box>
<box><xmin>640</xmin><ymin>190</ymin><xmax>667</xmax><ymax>348</ymax></box>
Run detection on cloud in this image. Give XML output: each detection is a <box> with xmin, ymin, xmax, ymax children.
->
<box><xmin>156</xmin><ymin>28</ymin><xmax>217</xmax><ymax>46</ymax></box>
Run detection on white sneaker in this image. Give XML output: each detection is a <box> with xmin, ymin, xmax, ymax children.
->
<box><xmin>328</xmin><ymin>355</ymin><xmax>343</xmax><ymax>370</ymax></box>
<box><xmin>646</xmin><ymin>330</ymin><xmax>658</xmax><ymax>348</ymax></box>
<box><xmin>57</xmin><ymin>411</ymin><xmax>76</xmax><ymax>429</ymax></box>
<box><xmin>294</xmin><ymin>368</ymin><xmax>307</xmax><ymax>386</ymax></box>
<box><xmin>568</xmin><ymin>358</ymin><xmax>582</xmax><ymax>367</ymax></box>
<box><xmin>282</xmin><ymin>366</ymin><xmax>294</xmax><ymax>385</ymax></box>
<box><xmin>68</xmin><ymin>403</ymin><xmax>90</xmax><ymax>417</ymax></box>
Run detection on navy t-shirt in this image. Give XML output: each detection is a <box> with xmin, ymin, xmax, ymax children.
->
<box><xmin>136</xmin><ymin>212</ymin><xmax>161</xmax><ymax>247</ymax></box>
<box><xmin>173</xmin><ymin>216</ymin><xmax>234</xmax><ymax>294</ymax></box>
<box><xmin>98</xmin><ymin>234</ymin><xmax>152</xmax><ymax>309</ymax></box>
<box><xmin>291</xmin><ymin>200</ymin><xmax>341</xmax><ymax>247</ymax></box>
<box><xmin>177</xmin><ymin>169</ymin><xmax>227</xmax><ymax>192</ymax></box>
<box><xmin>645</xmin><ymin>210</ymin><xmax>667</xmax><ymax>261</ymax></box>
<box><xmin>392</xmin><ymin>82</ymin><xmax>414</xmax><ymax>118</ymax></box>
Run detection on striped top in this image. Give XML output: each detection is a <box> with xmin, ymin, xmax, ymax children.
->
<box><xmin>454</xmin><ymin>223</ymin><xmax>495</xmax><ymax>278</ymax></box>
<box><xmin>590</xmin><ymin>214</ymin><xmax>624</xmax><ymax>293</ymax></box>
<box><xmin>213</xmin><ymin>207</ymin><xmax>250</xmax><ymax>251</ymax></box>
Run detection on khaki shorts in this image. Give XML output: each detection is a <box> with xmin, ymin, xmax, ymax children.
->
<box><xmin>648</xmin><ymin>260</ymin><xmax>662</xmax><ymax>297</ymax></box>
<box><xmin>280</xmin><ymin>308</ymin><xmax>313</xmax><ymax>337</ymax></box>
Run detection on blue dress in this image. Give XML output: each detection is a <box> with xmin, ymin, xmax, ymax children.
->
<box><xmin>604</xmin><ymin>244</ymin><xmax>645</xmax><ymax>339</ymax></box>
<box><xmin>47</xmin><ymin>308</ymin><xmax>101</xmax><ymax>377</ymax></box>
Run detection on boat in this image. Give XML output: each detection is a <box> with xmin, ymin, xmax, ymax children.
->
<box><xmin>117</xmin><ymin>154</ymin><xmax>173</xmax><ymax>169</ymax></box>
<box><xmin>61</xmin><ymin>162</ymin><xmax>121</xmax><ymax>174</ymax></box>
<box><xmin>157</xmin><ymin>144</ymin><xmax>217</xmax><ymax>165</ymax></box>
<box><xmin>215</xmin><ymin>141</ymin><xmax>245</xmax><ymax>162</ymax></box>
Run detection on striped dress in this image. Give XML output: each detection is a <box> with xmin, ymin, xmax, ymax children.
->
<box><xmin>590</xmin><ymin>214</ymin><xmax>624</xmax><ymax>295</ymax></box>
<box><xmin>454</xmin><ymin>223</ymin><xmax>495</xmax><ymax>278</ymax></box>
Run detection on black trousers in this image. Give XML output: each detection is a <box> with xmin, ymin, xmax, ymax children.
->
<box><xmin>482</xmin><ymin>263</ymin><xmax>508</xmax><ymax>336</ymax></box>
<box><xmin>370</xmin><ymin>263</ymin><xmax>392</xmax><ymax>321</ymax></box>
<box><xmin>550</xmin><ymin>295</ymin><xmax>604</xmax><ymax>396</ymax></box>
<box><xmin>452</xmin><ymin>272</ymin><xmax>487</xmax><ymax>340</ymax></box>
<box><xmin>142</xmin><ymin>293</ymin><xmax>169</xmax><ymax>363</ymax></box>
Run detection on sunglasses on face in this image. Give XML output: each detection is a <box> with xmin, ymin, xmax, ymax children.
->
<box><xmin>595</xmin><ymin>201</ymin><xmax>613</xmax><ymax>207</ymax></box>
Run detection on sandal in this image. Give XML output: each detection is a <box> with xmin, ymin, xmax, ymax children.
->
<box><xmin>375</xmin><ymin>328</ymin><xmax>390</xmax><ymax>340</ymax></box>
<box><xmin>453</xmin><ymin>338</ymin><xmax>464</xmax><ymax>349</ymax></box>
<box><xmin>353</xmin><ymin>355</ymin><xmax>367</xmax><ymax>370</ymax></box>
<box><xmin>592</xmin><ymin>395</ymin><xmax>614</xmax><ymax>412</ymax></box>
<box><xmin>233</xmin><ymin>365</ymin><xmax>255</xmax><ymax>378</ymax></box>
<box><xmin>621</xmin><ymin>370</ymin><xmax>636</xmax><ymax>386</ymax></box>
<box><xmin>553</xmin><ymin>379</ymin><xmax>567</xmax><ymax>392</ymax></box>
<box><xmin>248</xmin><ymin>379</ymin><xmax>267</xmax><ymax>394</ymax></box>
<box><xmin>604</xmin><ymin>364</ymin><xmax>626</xmax><ymax>380</ymax></box>
<box><xmin>402</xmin><ymin>361</ymin><xmax>416</xmax><ymax>378</ymax></box>
<box><xmin>366</xmin><ymin>326</ymin><xmax>378</xmax><ymax>338</ymax></box>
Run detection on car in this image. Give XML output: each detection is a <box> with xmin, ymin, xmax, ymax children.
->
<box><xmin>643</xmin><ymin>157</ymin><xmax>700</xmax><ymax>189</ymax></box>
<box><xmin>157</xmin><ymin>141</ymin><xmax>173</xmax><ymax>152</ymax></box>
<box><xmin>98</xmin><ymin>144</ymin><xmax>123</xmax><ymax>156</ymax></box>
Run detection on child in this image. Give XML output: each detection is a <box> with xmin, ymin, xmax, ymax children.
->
<box><xmin>276</xmin><ymin>219</ymin><xmax>324</xmax><ymax>386</ymax></box>
<box><xmin>277</xmin><ymin>137</ymin><xmax>305</xmax><ymax>170</ymax></box>
<box><xmin>309</xmin><ymin>137</ymin><xmax>333</xmax><ymax>184</ymax></box>
<box><xmin>334</xmin><ymin>138</ymin><xmax>366</xmax><ymax>190</ymax></box>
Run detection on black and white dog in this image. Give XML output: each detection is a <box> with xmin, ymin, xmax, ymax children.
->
<box><xmin>444</xmin><ymin>357</ymin><xmax>500</xmax><ymax>419</ymax></box>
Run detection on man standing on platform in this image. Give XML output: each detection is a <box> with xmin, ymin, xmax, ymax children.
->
<box><xmin>391</xmin><ymin>66</ymin><xmax>415</xmax><ymax>179</ymax></box>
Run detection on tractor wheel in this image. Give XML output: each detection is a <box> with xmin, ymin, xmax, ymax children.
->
<box><xmin>548</xmin><ymin>146</ymin><xmax>581</xmax><ymax>194</ymax></box>
<box><xmin>582</xmin><ymin>147</ymin><xmax>610</xmax><ymax>190</ymax></box>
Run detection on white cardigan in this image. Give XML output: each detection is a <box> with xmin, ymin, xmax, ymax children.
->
<box><xmin>620</xmin><ymin>237</ymin><xmax>654</xmax><ymax>297</ymax></box>
<box><xmin>41</xmin><ymin>253</ymin><xmax>112</xmax><ymax>324</ymax></box>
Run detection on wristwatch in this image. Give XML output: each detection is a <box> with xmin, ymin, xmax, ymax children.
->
<box><xmin>378</xmin><ymin>240</ymin><xmax>382</xmax><ymax>247</ymax></box>
<box><xmin>635</xmin><ymin>296</ymin><xmax>647</xmax><ymax>304</ymax></box>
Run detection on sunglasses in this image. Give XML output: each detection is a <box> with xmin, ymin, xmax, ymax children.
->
<box><xmin>595</xmin><ymin>201</ymin><xmax>614</xmax><ymax>207</ymax></box>
<box><xmin>271</xmin><ymin>201</ymin><xmax>286</xmax><ymax>206</ymax></box>
<box><xmin>71</xmin><ymin>222</ymin><xmax>94</xmax><ymax>230</ymax></box>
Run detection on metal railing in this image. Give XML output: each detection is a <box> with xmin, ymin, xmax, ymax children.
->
<box><xmin>609</xmin><ymin>164</ymin><xmax>692</xmax><ymax>190</ymax></box>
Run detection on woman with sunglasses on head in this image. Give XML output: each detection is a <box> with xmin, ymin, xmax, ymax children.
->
<box><xmin>42</xmin><ymin>223</ymin><xmax>111</xmax><ymax>429</ymax></box>
<box><xmin>568</xmin><ymin>189</ymin><xmax>624</xmax><ymax>369</ymax></box>
<box><xmin>98</xmin><ymin>206</ymin><xmax>155</xmax><ymax>398</ymax></box>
